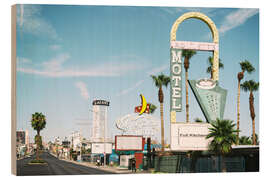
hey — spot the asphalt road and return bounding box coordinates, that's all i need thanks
[17,152,115,176]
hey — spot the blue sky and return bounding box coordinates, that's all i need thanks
[16,5,259,143]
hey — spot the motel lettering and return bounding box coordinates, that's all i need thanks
[170,48,182,111]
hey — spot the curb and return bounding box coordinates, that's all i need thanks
[27,162,48,166]
[60,158,131,173]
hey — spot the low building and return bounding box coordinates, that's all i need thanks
[231,145,259,172]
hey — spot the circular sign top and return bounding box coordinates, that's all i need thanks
[196,78,216,90]
[92,100,110,106]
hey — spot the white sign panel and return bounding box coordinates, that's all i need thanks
[171,41,218,51]
[120,155,134,167]
[91,143,112,154]
[171,123,212,151]
[115,136,143,151]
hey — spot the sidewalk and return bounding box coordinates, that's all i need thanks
[49,152,151,174]
[64,159,136,174]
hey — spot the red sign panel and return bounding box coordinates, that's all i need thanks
[134,152,144,169]
[134,104,150,114]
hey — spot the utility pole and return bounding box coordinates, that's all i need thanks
[103,106,107,166]
[79,130,82,162]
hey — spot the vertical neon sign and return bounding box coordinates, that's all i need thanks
[170,48,182,112]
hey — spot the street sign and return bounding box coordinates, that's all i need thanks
[188,79,227,122]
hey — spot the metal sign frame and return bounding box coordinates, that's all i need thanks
[169,12,220,150]
[170,12,219,124]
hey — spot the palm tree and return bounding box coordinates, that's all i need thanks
[31,112,46,160]
[206,56,224,79]
[236,61,255,144]
[206,119,238,172]
[182,50,197,123]
[150,73,170,151]
[239,136,252,145]
[148,103,157,114]
[241,80,259,145]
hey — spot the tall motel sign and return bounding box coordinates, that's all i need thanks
[169,12,227,151]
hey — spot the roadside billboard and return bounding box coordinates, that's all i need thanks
[115,135,144,151]
[91,142,112,154]
[171,123,212,151]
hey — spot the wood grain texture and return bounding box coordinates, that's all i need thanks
[11,4,17,175]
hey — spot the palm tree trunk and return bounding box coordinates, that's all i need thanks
[249,92,256,145]
[236,80,241,144]
[221,155,226,172]
[252,117,256,145]
[160,102,165,151]
[36,131,40,160]
[185,70,189,123]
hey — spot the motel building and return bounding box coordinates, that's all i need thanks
[112,128,259,173]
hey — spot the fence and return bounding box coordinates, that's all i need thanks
[154,154,245,173]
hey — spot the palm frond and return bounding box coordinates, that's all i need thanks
[150,73,170,88]
[182,49,197,59]
[31,112,46,132]
[240,60,255,73]
[241,80,259,92]
[206,56,224,74]
[206,119,237,155]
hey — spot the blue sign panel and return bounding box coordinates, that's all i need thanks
[188,79,227,122]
